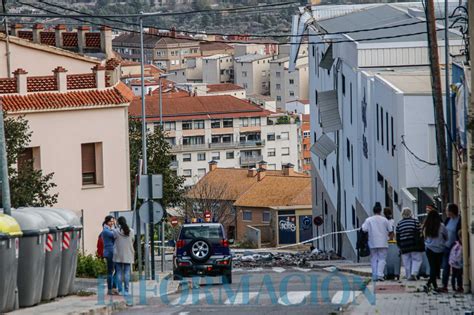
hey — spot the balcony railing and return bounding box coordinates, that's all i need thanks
[169,160,178,169]
[240,155,264,165]
[171,140,265,152]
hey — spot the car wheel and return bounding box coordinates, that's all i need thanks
[189,238,212,263]
[173,273,183,281]
[223,272,232,284]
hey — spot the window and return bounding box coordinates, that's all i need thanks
[262,211,270,223]
[276,84,281,90]
[377,171,384,185]
[182,120,192,130]
[386,112,389,152]
[211,119,221,128]
[276,72,281,78]
[352,206,356,226]
[81,142,103,186]
[391,116,394,156]
[194,120,205,129]
[240,117,249,127]
[18,147,40,171]
[341,74,346,96]
[350,83,353,124]
[197,168,206,177]
[165,137,176,145]
[303,131,310,138]
[267,133,276,141]
[243,83,248,89]
[226,151,234,159]
[212,135,220,143]
[197,153,206,161]
[276,96,282,101]
[346,138,350,161]
[250,117,260,126]
[268,164,276,170]
[212,152,220,161]
[164,122,176,131]
[282,147,290,156]
[243,211,252,221]
[332,167,335,184]
[376,104,379,142]
[183,153,192,162]
[183,136,204,146]
[351,145,354,187]
[242,71,247,77]
[380,107,384,146]
[183,169,192,177]
[324,200,328,215]
[268,148,276,157]
[289,79,294,85]
[281,132,289,140]
[289,91,295,97]
[223,119,233,128]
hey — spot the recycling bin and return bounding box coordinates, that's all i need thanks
[18,208,68,301]
[42,208,83,296]
[0,213,22,313]
[10,210,49,307]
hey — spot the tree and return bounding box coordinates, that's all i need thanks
[4,115,58,207]
[129,118,184,209]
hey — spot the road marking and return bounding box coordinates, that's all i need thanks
[272,267,286,273]
[331,290,361,304]
[232,268,243,272]
[224,292,259,305]
[278,291,311,306]
[292,267,311,272]
[246,268,264,272]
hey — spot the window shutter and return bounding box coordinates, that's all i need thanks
[81,143,96,173]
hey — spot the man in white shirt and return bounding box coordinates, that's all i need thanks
[362,202,394,281]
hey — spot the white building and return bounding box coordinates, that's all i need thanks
[286,99,310,115]
[129,94,300,186]
[130,78,160,96]
[291,3,463,259]
[202,54,234,84]
[270,56,309,109]
[234,54,274,96]
[167,56,203,83]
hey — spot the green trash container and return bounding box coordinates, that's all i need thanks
[18,208,68,301]
[42,208,83,296]
[11,210,49,307]
[0,213,22,313]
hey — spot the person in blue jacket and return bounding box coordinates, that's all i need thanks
[101,215,117,295]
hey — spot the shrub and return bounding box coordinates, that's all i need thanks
[76,253,107,278]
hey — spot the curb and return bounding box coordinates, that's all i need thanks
[337,267,372,278]
[68,300,127,315]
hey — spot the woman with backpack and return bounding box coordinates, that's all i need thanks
[396,208,424,280]
[113,216,135,298]
[423,210,447,292]
[101,215,117,295]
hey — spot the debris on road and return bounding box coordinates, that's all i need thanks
[233,249,342,268]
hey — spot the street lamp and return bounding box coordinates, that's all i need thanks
[158,73,172,128]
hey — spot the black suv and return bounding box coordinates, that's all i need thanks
[173,223,233,283]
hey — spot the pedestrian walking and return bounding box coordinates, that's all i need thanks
[362,202,393,281]
[113,216,135,299]
[384,207,395,233]
[101,216,117,295]
[396,208,424,280]
[439,203,461,293]
[449,230,463,293]
[423,210,447,292]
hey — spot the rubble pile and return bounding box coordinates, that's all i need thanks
[232,250,342,268]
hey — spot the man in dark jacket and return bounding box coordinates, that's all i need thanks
[396,207,424,280]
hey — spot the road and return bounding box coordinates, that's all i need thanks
[116,267,369,315]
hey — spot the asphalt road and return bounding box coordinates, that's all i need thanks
[116,267,368,315]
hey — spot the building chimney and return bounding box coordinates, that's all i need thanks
[282,163,295,176]
[247,167,257,178]
[92,64,106,90]
[77,25,90,54]
[53,66,68,93]
[100,26,113,59]
[55,24,66,47]
[257,167,266,181]
[209,160,218,172]
[10,24,22,37]
[32,23,44,43]
[13,68,28,95]
[170,26,176,38]
[105,58,121,86]
[258,160,267,170]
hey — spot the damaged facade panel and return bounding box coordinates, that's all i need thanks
[311,134,336,160]
[318,90,341,133]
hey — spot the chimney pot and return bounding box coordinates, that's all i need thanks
[92,64,106,90]
[13,68,28,95]
[209,160,218,172]
[100,26,113,59]
[282,163,295,176]
[257,167,266,181]
[247,167,257,178]
[53,67,68,92]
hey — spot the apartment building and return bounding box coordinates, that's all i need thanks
[128,94,300,186]
[202,54,234,84]
[270,56,309,109]
[0,64,133,253]
[234,54,274,96]
[154,37,201,71]
[291,3,463,259]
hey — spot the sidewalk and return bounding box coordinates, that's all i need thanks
[9,272,180,315]
[338,265,474,315]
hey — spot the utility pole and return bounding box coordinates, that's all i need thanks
[2,0,11,78]
[468,0,474,294]
[0,100,11,215]
[425,0,449,209]
[444,0,453,203]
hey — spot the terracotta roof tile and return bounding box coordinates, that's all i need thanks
[40,31,55,46]
[27,76,57,92]
[0,81,133,113]
[67,73,96,90]
[207,83,244,93]
[85,33,101,48]
[62,32,78,47]
[0,78,17,93]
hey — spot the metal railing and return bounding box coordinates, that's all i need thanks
[240,155,264,165]
[171,140,265,152]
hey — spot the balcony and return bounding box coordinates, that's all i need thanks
[169,160,178,169]
[172,140,266,152]
[240,155,264,166]
[170,143,208,153]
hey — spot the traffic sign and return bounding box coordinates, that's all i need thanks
[171,217,178,227]
[139,200,164,223]
[313,216,324,226]
[138,175,163,200]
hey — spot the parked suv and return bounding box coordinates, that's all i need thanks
[173,223,233,283]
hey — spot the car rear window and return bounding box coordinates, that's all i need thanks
[180,226,223,239]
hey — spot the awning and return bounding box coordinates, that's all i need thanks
[310,134,337,160]
[320,44,334,70]
[318,90,342,133]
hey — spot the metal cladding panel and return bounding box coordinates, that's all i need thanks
[311,134,337,160]
[318,90,341,133]
[320,44,334,70]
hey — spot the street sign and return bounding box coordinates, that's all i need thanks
[313,216,324,226]
[171,217,178,227]
[139,200,164,223]
[138,175,163,200]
